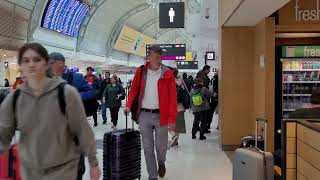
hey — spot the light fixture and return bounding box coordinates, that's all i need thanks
[4,54,7,57]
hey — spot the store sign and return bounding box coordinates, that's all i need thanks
[282,46,320,57]
[295,0,320,21]
[159,2,185,28]
[177,61,198,69]
[146,44,186,60]
[114,26,156,57]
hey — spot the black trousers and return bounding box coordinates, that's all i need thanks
[192,111,207,136]
[93,113,98,125]
[110,107,120,126]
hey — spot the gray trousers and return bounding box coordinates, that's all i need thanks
[139,111,168,180]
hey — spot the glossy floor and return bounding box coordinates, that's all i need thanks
[83,109,233,180]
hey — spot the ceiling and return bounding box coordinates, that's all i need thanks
[224,0,290,26]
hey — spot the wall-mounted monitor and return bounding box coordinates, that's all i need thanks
[146,44,186,60]
[41,0,90,37]
[177,61,198,69]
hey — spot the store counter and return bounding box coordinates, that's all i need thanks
[282,119,320,180]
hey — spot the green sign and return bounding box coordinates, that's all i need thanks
[282,46,320,58]
[96,67,102,74]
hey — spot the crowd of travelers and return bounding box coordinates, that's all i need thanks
[0,43,219,180]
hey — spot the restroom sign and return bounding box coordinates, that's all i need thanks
[159,2,185,28]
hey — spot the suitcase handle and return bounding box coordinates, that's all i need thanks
[255,118,267,151]
[125,114,134,130]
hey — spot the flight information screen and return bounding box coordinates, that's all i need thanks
[146,44,186,60]
[41,0,90,37]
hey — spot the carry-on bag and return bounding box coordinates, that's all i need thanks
[103,115,141,180]
[0,145,21,180]
[233,118,274,180]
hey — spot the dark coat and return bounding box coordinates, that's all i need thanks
[196,70,210,89]
[103,84,125,108]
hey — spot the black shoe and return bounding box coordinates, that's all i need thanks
[103,121,107,124]
[94,123,98,127]
[192,134,196,139]
[205,130,211,134]
[158,164,166,178]
[200,136,207,140]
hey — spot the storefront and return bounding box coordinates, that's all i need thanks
[0,50,19,87]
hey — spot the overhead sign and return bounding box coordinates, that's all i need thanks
[177,61,198,69]
[206,51,215,60]
[186,52,193,61]
[159,2,185,28]
[282,46,320,57]
[114,26,156,57]
[146,44,186,60]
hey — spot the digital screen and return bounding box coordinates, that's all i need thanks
[146,44,186,60]
[177,61,198,69]
[206,51,215,60]
[159,2,185,28]
[41,0,90,37]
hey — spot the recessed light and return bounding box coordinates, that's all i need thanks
[4,54,7,57]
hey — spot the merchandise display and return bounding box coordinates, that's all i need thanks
[282,59,320,117]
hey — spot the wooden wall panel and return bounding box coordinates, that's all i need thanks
[287,138,297,154]
[220,27,254,146]
[297,156,320,180]
[297,124,320,152]
[287,122,297,138]
[287,169,297,180]
[297,139,320,172]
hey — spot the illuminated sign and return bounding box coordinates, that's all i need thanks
[146,44,186,60]
[206,51,215,60]
[177,61,198,69]
[159,2,185,28]
[114,26,156,57]
[41,0,90,37]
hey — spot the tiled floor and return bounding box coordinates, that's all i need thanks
[83,109,233,180]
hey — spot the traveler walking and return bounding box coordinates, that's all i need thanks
[100,72,111,124]
[171,69,187,147]
[103,74,125,130]
[48,52,97,180]
[4,79,10,87]
[12,77,24,90]
[84,67,100,126]
[183,73,193,92]
[124,45,177,180]
[0,43,101,180]
[196,65,211,89]
[191,78,213,140]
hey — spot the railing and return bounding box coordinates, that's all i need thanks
[282,119,320,180]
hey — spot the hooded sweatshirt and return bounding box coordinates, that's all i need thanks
[0,77,98,170]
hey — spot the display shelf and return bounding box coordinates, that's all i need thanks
[283,94,312,96]
[283,69,320,72]
[283,109,296,112]
[283,81,320,83]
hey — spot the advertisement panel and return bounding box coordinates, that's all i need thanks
[114,26,156,57]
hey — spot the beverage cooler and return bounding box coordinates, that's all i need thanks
[280,46,320,118]
[274,45,320,152]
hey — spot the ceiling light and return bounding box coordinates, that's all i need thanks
[4,54,7,57]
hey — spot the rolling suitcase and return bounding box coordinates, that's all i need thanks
[103,115,141,180]
[233,118,274,180]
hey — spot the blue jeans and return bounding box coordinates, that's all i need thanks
[101,103,108,121]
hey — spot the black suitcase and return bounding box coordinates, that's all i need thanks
[103,115,141,180]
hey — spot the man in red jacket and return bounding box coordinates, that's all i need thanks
[124,45,177,180]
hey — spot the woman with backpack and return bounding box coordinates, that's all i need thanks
[191,78,213,140]
[0,43,101,180]
[170,69,188,147]
[103,74,125,130]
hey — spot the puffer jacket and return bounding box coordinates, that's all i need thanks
[0,77,98,179]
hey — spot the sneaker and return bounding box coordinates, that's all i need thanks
[170,135,179,147]
[205,130,211,134]
[192,134,196,139]
[103,121,107,125]
[158,164,166,178]
[199,136,207,140]
[94,123,98,127]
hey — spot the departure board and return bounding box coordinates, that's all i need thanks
[41,0,90,37]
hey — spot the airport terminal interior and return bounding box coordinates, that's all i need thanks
[0,0,320,180]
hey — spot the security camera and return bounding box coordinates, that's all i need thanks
[205,8,210,19]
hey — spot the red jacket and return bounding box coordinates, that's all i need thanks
[126,62,177,126]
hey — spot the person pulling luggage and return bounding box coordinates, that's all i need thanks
[0,43,101,180]
[124,45,177,180]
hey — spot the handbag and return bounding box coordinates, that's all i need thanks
[131,65,144,123]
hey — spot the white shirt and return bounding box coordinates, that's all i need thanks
[141,68,162,109]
